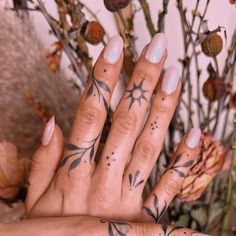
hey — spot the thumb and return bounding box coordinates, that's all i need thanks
[25,116,64,213]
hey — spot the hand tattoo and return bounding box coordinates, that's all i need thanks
[59,133,101,176]
[100,219,132,236]
[143,194,167,223]
[165,153,194,178]
[129,170,144,190]
[161,225,184,236]
[86,74,111,112]
[126,79,148,110]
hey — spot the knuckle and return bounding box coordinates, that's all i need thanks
[76,105,101,127]
[113,111,137,135]
[136,141,155,164]
[164,178,179,197]
[134,223,155,236]
[153,98,174,114]
[136,69,155,85]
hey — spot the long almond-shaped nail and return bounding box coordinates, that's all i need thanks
[192,233,210,236]
[186,128,201,148]
[42,116,55,146]
[145,33,167,63]
[103,35,123,63]
[161,66,179,94]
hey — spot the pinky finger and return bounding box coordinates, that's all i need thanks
[142,128,201,223]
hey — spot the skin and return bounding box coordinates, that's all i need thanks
[0,35,204,236]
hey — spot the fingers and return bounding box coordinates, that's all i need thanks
[122,67,181,200]
[1,216,208,236]
[142,128,201,223]
[94,33,168,192]
[57,36,124,180]
[25,117,63,213]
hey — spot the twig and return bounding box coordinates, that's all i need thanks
[138,0,156,37]
[37,0,87,87]
[157,0,170,33]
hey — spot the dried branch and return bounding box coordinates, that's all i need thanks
[157,0,170,33]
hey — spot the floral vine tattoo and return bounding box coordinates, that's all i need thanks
[100,219,132,236]
[59,133,101,176]
[129,170,144,189]
[161,224,184,236]
[86,74,111,112]
[126,79,148,110]
[143,194,167,223]
[165,152,194,178]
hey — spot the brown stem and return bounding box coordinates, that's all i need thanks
[157,0,170,33]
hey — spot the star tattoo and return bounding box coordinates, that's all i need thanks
[126,79,148,110]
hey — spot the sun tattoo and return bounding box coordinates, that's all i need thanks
[126,79,148,110]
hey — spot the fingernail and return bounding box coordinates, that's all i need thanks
[186,128,201,148]
[145,33,167,63]
[161,66,179,94]
[42,116,55,146]
[192,233,210,236]
[103,35,123,63]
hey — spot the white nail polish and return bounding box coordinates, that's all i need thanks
[103,35,123,63]
[186,128,201,148]
[42,116,55,146]
[161,66,179,94]
[145,33,167,63]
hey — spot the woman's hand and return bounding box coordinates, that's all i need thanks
[26,34,201,224]
[0,216,204,236]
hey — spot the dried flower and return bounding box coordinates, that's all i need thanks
[202,76,226,102]
[229,0,236,4]
[45,42,63,73]
[104,0,130,12]
[230,92,236,109]
[177,133,229,202]
[81,21,105,45]
[201,33,223,57]
[0,141,30,200]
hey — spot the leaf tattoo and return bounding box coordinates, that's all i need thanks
[59,133,101,176]
[165,152,194,178]
[86,74,111,112]
[100,219,132,236]
[129,170,144,188]
[161,225,184,236]
[143,194,167,223]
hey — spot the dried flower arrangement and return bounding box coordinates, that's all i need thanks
[0,0,235,235]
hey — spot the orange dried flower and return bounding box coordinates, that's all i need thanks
[81,21,105,45]
[0,141,30,200]
[201,33,223,57]
[104,0,130,12]
[177,133,229,202]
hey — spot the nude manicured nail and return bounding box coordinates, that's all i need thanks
[42,116,55,146]
[145,33,167,63]
[161,66,179,94]
[186,128,201,148]
[103,35,123,63]
[192,233,210,236]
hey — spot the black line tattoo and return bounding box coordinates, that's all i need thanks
[86,74,111,112]
[143,194,167,223]
[59,133,101,176]
[126,79,148,110]
[129,170,144,189]
[161,225,184,236]
[165,152,194,178]
[100,219,132,236]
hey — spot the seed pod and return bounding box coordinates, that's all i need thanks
[203,76,226,102]
[201,33,223,57]
[230,92,236,109]
[81,21,105,45]
[104,0,130,12]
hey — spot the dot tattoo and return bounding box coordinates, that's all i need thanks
[100,219,132,236]
[143,194,167,223]
[151,116,158,134]
[106,151,116,169]
[164,152,194,178]
[128,170,144,190]
[59,133,101,176]
[86,74,111,112]
[126,78,148,110]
